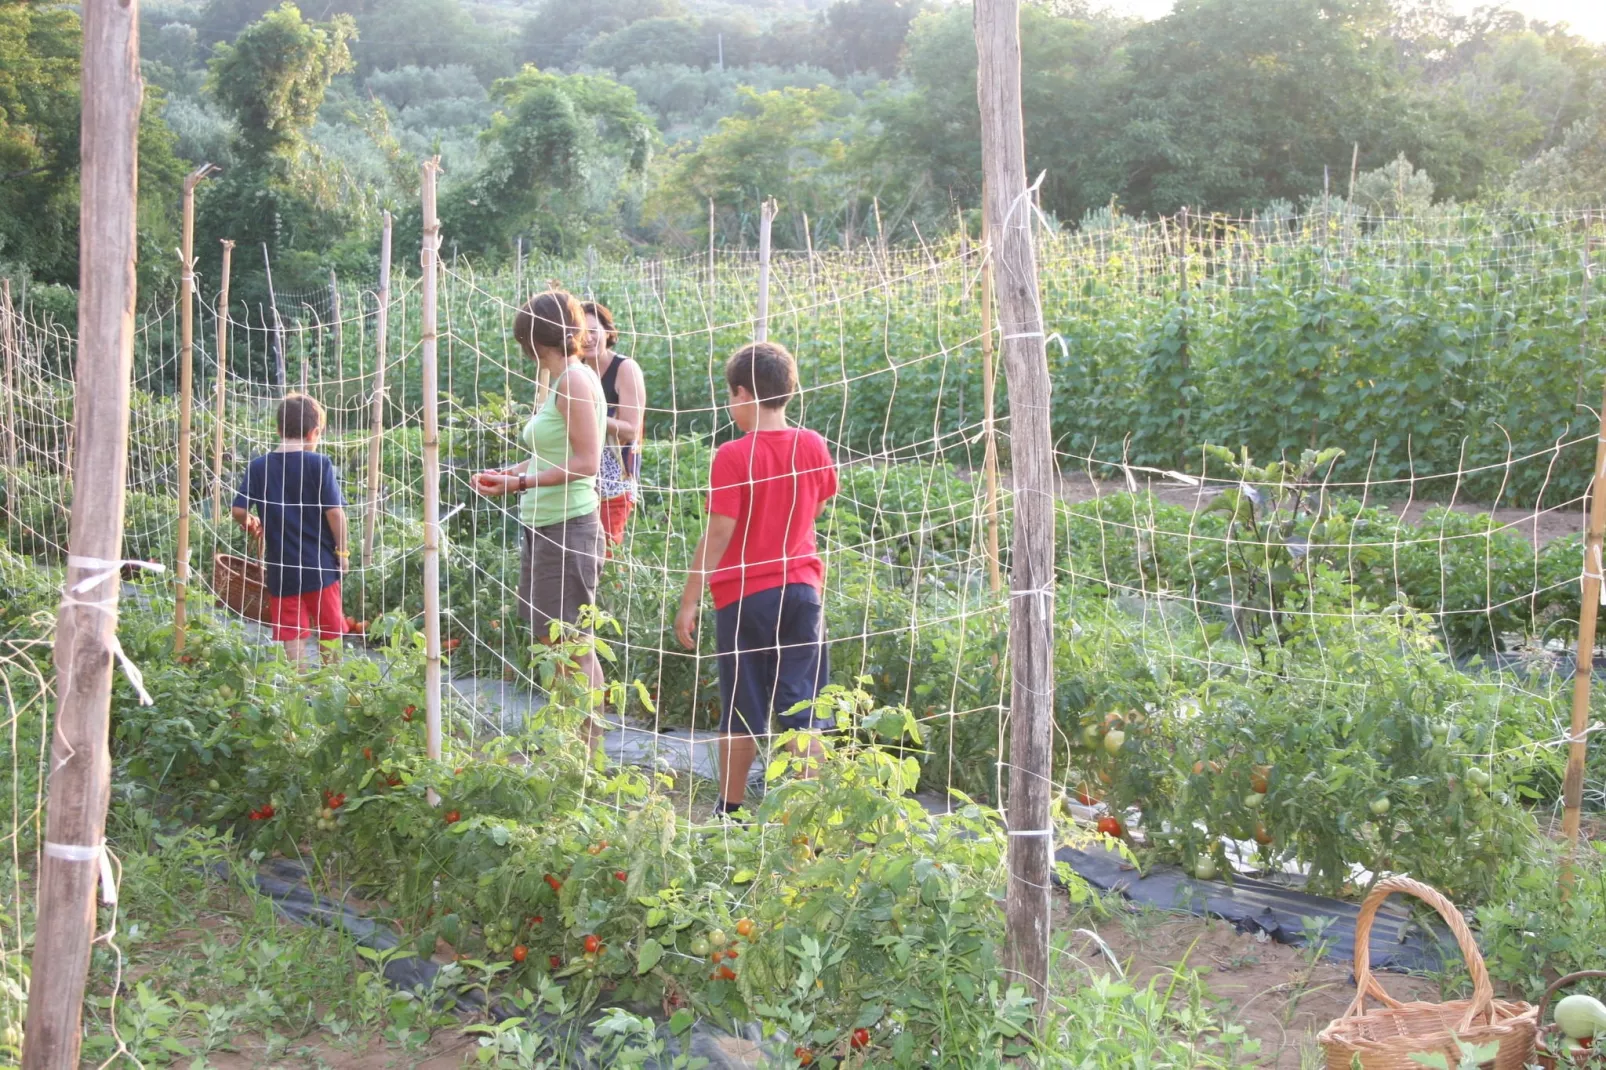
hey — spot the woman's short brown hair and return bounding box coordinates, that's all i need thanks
[725,341,797,409]
[277,392,325,439]
[514,290,588,358]
[581,300,618,350]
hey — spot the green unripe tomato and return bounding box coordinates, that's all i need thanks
[1243,792,1264,810]
[1194,857,1218,881]
[1369,796,1391,816]
[1103,730,1126,756]
[1466,767,1491,789]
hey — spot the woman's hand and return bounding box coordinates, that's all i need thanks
[472,470,522,497]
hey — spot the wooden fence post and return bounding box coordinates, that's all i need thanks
[22,0,143,1062]
[174,162,215,654]
[756,198,776,343]
[420,161,444,767]
[708,198,717,302]
[975,0,1056,1024]
[210,240,234,529]
[363,211,392,569]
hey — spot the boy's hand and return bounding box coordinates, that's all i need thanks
[674,602,700,650]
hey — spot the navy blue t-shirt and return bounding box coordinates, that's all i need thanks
[232,450,345,596]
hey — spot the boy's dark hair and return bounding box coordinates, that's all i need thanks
[725,342,797,410]
[277,393,325,439]
[515,290,589,358]
[581,300,618,350]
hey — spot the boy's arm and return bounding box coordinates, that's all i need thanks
[231,505,263,540]
[325,507,349,571]
[674,514,736,650]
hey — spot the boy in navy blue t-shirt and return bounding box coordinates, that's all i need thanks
[231,393,350,664]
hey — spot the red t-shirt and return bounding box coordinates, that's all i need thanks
[706,428,839,610]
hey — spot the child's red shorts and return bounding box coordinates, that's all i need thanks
[268,581,348,642]
[599,494,634,547]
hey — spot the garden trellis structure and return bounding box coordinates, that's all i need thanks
[6,15,1606,1057]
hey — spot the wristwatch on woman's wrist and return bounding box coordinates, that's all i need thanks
[517,473,528,492]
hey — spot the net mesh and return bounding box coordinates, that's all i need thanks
[0,205,1602,1046]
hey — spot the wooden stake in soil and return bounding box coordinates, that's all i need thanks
[756,198,776,343]
[1,278,18,520]
[1562,232,1603,880]
[174,162,216,655]
[420,161,445,766]
[22,0,143,1063]
[210,240,234,530]
[975,0,1056,1023]
[363,211,392,569]
[980,195,1002,596]
[708,198,717,300]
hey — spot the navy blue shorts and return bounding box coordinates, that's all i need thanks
[715,583,832,736]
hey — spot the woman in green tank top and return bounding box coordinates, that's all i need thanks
[471,290,607,749]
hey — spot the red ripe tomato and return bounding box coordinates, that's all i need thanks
[544,874,562,892]
[512,945,528,963]
[851,1028,871,1049]
[717,965,737,981]
[1096,816,1123,838]
[530,915,544,926]
[403,705,415,722]
[795,1048,814,1066]
[735,918,755,939]
[549,955,562,969]
[614,870,627,882]
[583,934,601,955]
[710,951,724,965]
[725,948,739,960]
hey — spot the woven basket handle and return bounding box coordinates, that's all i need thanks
[1536,970,1606,1027]
[1345,876,1493,1034]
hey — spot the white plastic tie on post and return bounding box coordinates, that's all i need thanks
[44,840,117,904]
[67,555,165,594]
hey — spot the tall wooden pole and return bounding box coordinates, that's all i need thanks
[363,212,392,569]
[980,195,1001,596]
[420,162,444,766]
[210,240,234,528]
[1562,227,1602,874]
[174,163,214,654]
[708,198,717,301]
[756,198,775,343]
[975,0,1055,1022]
[23,0,143,1063]
[1,278,18,521]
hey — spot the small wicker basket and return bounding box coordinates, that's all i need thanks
[212,553,269,624]
[1317,876,1538,1070]
[1535,971,1606,1069]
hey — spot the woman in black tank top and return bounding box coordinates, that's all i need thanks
[581,301,646,549]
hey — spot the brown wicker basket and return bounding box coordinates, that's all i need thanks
[1535,971,1606,1069]
[213,553,269,624]
[1318,876,1538,1070]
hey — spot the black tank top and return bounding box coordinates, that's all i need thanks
[598,353,638,477]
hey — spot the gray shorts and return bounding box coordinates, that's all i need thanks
[518,512,605,637]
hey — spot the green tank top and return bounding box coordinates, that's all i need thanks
[518,364,607,529]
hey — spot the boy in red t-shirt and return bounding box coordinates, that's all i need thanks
[675,341,838,818]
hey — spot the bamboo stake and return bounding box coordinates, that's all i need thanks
[210,240,234,529]
[980,195,1001,596]
[976,0,1056,1023]
[1563,226,1602,880]
[22,0,142,1063]
[708,198,717,300]
[174,162,215,655]
[420,161,444,767]
[1,278,18,521]
[756,198,775,343]
[364,212,392,569]
[329,267,342,381]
